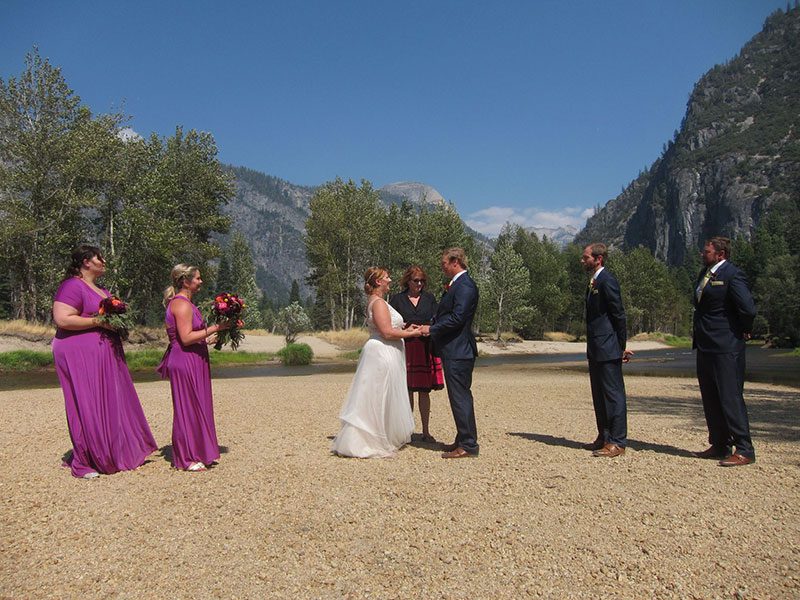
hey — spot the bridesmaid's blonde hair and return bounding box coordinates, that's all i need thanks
[363,267,388,295]
[163,263,199,306]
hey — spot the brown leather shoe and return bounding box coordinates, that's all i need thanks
[441,447,476,459]
[719,453,754,467]
[440,442,459,452]
[693,446,731,460]
[582,438,605,451]
[592,443,625,458]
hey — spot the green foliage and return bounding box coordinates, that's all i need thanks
[0,350,53,371]
[123,349,165,371]
[305,178,383,330]
[275,301,312,344]
[304,180,475,330]
[277,342,313,366]
[216,231,263,328]
[0,50,234,326]
[661,335,693,348]
[610,246,689,336]
[289,280,301,304]
[208,351,274,366]
[481,232,532,340]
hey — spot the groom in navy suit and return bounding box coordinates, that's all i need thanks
[421,248,480,458]
[692,236,757,467]
[581,243,633,458]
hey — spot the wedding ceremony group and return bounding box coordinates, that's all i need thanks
[54,234,757,480]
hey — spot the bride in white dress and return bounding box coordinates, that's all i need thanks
[332,267,424,458]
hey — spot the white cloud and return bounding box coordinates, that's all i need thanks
[117,127,143,142]
[466,205,592,237]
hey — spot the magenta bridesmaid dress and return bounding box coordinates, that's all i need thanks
[156,296,220,469]
[52,277,157,478]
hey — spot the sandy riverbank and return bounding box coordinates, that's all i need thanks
[1,365,798,598]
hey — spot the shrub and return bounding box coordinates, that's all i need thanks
[277,343,313,366]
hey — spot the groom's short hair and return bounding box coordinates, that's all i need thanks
[442,247,468,269]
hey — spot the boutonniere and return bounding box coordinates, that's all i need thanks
[588,280,598,295]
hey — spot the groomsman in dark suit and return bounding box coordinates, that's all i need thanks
[692,236,757,467]
[580,243,633,458]
[420,247,480,458]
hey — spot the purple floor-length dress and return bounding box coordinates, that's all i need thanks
[52,277,157,478]
[156,296,220,469]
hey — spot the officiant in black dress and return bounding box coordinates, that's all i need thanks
[390,266,444,442]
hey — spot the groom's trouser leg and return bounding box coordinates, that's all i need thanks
[443,358,478,454]
[588,360,608,440]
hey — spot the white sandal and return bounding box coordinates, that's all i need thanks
[82,471,100,479]
[186,462,207,472]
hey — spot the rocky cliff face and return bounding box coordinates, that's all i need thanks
[222,166,316,304]
[223,171,465,303]
[576,7,800,265]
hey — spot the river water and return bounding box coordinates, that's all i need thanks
[2,347,797,391]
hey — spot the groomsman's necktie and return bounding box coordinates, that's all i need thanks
[696,269,712,301]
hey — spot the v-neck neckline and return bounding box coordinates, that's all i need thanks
[75,276,109,300]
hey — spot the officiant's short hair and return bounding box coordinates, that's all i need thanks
[442,247,468,269]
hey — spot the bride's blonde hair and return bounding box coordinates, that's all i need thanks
[363,267,388,295]
[163,263,199,306]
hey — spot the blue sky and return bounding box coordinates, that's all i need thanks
[0,1,789,236]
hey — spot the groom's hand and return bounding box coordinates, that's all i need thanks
[419,325,431,336]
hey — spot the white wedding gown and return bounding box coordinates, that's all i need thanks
[331,298,415,458]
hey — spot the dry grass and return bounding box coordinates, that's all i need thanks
[543,331,577,342]
[316,327,370,351]
[0,319,55,340]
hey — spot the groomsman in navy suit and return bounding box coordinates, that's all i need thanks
[580,243,633,458]
[421,247,480,458]
[692,236,757,467]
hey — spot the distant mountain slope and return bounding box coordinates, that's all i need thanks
[222,166,315,304]
[222,172,483,303]
[576,7,800,265]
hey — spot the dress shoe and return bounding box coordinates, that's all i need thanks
[719,453,754,467]
[440,442,459,452]
[581,438,605,451]
[441,447,476,459]
[592,443,625,458]
[693,446,731,460]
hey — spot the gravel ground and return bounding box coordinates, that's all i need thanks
[1,364,798,599]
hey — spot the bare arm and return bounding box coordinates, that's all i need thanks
[371,299,422,341]
[172,300,229,347]
[52,301,110,331]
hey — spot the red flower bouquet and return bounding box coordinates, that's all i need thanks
[207,292,246,350]
[96,295,133,341]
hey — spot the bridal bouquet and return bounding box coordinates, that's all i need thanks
[207,292,246,350]
[96,295,133,341]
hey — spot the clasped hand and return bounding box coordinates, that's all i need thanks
[404,324,429,337]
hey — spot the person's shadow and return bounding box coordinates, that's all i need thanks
[507,432,694,458]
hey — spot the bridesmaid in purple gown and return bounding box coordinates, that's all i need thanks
[156,264,229,472]
[52,245,158,479]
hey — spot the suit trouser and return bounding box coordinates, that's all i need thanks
[588,358,627,447]
[696,350,755,459]
[442,358,478,454]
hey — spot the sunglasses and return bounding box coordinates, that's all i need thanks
[411,279,426,284]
